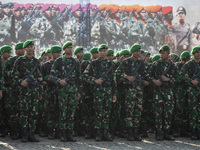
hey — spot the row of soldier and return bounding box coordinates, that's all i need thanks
[0,40,200,142]
[1,2,199,56]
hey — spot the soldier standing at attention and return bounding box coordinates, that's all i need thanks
[50,41,82,142]
[173,6,192,56]
[147,45,178,141]
[83,44,117,141]
[12,40,42,142]
[180,46,200,140]
[90,47,99,60]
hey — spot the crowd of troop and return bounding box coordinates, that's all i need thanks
[1,2,200,56]
[0,38,200,143]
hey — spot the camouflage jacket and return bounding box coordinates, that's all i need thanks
[83,57,117,96]
[179,59,200,86]
[41,59,54,86]
[12,55,43,92]
[115,57,146,87]
[81,59,92,74]
[49,56,82,93]
[0,59,4,90]
[147,59,179,87]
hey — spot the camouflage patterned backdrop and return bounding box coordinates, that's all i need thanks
[0,1,199,57]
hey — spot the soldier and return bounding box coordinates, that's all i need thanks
[179,46,200,140]
[0,45,12,137]
[106,49,114,61]
[42,45,61,139]
[83,44,117,141]
[147,45,178,141]
[173,6,192,55]
[49,41,82,142]
[90,47,99,60]
[74,46,84,60]
[12,40,42,142]
[3,43,25,140]
[191,21,200,48]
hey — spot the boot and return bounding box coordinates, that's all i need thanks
[29,130,40,142]
[95,129,102,142]
[118,129,127,138]
[180,129,191,137]
[133,128,142,141]
[140,129,149,138]
[39,128,47,137]
[191,128,198,140]
[156,128,163,141]
[173,129,180,138]
[48,128,55,139]
[102,129,113,141]
[21,128,28,142]
[197,129,200,139]
[164,129,175,141]
[11,129,18,140]
[0,125,6,137]
[127,128,134,141]
[60,130,67,142]
[85,127,91,139]
[67,130,77,142]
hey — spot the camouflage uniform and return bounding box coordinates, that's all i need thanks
[83,57,117,130]
[0,15,11,45]
[12,56,43,131]
[179,59,200,130]
[147,59,179,130]
[50,56,82,132]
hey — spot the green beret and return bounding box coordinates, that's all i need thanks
[15,42,24,50]
[0,45,12,53]
[2,3,9,8]
[41,50,46,57]
[51,45,62,53]
[141,49,145,54]
[130,44,141,53]
[82,53,91,60]
[191,46,200,54]
[23,40,34,48]
[38,56,41,60]
[152,54,161,62]
[74,46,83,54]
[144,51,151,55]
[115,52,120,57]
[149,56,153,63]
[170,53,179,62]
[159,45,170,53]
[90,47,98,54]
[98,44,108,51]
[63,41,72,50]
[180,51,191,60]
[120,49,130,56]
[106,49,114,56]
[46,48,51,53]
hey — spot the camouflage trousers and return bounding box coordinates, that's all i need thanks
[154,88,174,130]
[58,88,77,131]
[19,86,39,130]
[188,87,200,129]
[45,86,59,129]
[93,86,112,130]
[172,87,189,130]
[124,86,143,128]
[74,98,84,133]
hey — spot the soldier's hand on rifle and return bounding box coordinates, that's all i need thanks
[161,75,170,82]
[143,80,149,86]
[191,79,199,86]
[112,96,117,103]
[0,90,2,100]
[77,93,81,101]
[153,79,162,87]
[95,78,103,85]
[59,79,67,86]
[126,76,135,82]
[21,79,28,87]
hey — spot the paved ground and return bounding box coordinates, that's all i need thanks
[1,134,200,150]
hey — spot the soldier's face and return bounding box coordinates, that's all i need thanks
[27,7,33,15]
[34,7,40,13]
[132,49,141,59]
[193,51,200,60]
[140,53,146,60]
[92,53,99,59]
[14,10,21,18]
[56,9,59,16]
[21,8,26,16]
[115,11,121,19]
[3,6,10,15]
[74,8,82,18]
[10,6,14,14]
[160,51,169,60]
[3,52,11,59]
[166,12,173,21]
[45,9,52,18]
[156,10,163,19]
[145,55,150,62]
[52,52,61,59]
[51,7,56,16]
[99,49,107,58]
[100,10,107,18]
[170,55,175,62]
[139,9,147,20]
[149,12,156,20]
[107,54,114,61]
[178,12,185,20]
[90,9,96,17]
[25,45,35,56]
[16,49,25,57]
[76,50,83,59]
[64,46,73,55]
[134,11,139,19]
[123,55,130,59]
